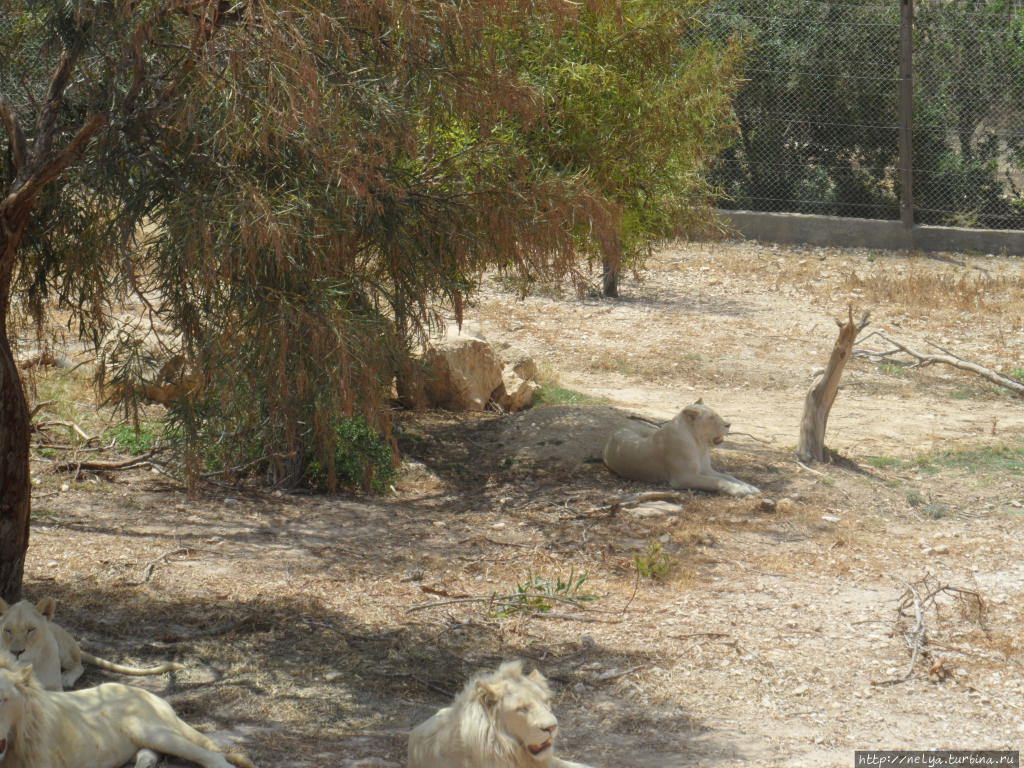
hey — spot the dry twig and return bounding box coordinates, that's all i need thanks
[871,574,985,686]
[131,547,191,585]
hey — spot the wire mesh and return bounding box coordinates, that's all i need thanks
[706,0,1024,231]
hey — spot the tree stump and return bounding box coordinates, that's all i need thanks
[797,308,870,463]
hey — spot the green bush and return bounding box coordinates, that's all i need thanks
[306,417,396,493]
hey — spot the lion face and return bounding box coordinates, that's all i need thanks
[477,663,559,761]
[0,663,32,760]
[0,599,57,670]
[681,399,730,446]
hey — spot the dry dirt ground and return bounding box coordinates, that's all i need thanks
[22,240,1024,767]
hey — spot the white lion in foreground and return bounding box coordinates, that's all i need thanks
[0,651,254,768]
[408,660,595,768]
[603,399,760,497]
[0,598,183,691]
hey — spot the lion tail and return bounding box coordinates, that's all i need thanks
[226,752,256,768]
[80,652,184,675]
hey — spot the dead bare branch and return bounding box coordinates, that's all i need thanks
[131,547,191,585]
[871,575,986,686]
[855,331,1024,396]
[52,448,159,473]
[591,491,689,515]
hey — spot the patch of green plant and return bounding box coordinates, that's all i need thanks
[877,362,909,378]
[634,540,673,581]
[535,385,608,406]
[905,489,925,507]
[1009,367,1024,382]
[865,455,901,470]
[493,568,598,616]
[914,442,1024,475]
[306,416,397,493]
[922,502,950,519]
[948,387,981,400]
[104,423,162,454]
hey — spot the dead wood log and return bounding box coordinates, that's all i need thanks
[797,308,870,463]
[856,331,1024,397]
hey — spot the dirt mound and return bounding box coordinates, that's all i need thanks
[498,405,637,467]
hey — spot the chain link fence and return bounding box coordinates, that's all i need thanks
[706,0,1024,231]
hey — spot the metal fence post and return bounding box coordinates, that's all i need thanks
[899,0,915,243]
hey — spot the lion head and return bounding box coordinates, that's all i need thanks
[0,599,60,690]
[474,661,559,763]
[0,651,43,764]
[681,399,730,446]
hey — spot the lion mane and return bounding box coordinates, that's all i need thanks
[0,650,253,768]
[408,660,593,768]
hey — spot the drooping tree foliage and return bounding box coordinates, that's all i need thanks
[0,0,739,599]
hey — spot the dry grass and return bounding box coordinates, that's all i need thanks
[837,263,1024,314]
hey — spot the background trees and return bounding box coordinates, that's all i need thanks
[707,0,1024,228]
[0,0,739,599]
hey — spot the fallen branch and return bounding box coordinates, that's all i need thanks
[28,400,56,419]
[131,547,191,585]
[591,491,688,515]
[856,331,1024,397]
[52,448,158,473]
[34,419,94,442]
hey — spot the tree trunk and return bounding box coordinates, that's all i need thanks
[796,309,870,464]
[601,255,619,298]
[0,231,30,603]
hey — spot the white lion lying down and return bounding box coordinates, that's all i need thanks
[603,399,760,497]
[408,660,595,768]
[0,598,183,691]
[0,650,254,768]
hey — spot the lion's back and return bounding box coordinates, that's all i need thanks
[603,423,665,482]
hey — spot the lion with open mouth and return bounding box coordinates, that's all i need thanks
[408,660,595,768]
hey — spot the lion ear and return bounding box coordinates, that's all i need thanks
[37,597,56,621]
[527,668,546,685]
[475,680,499,708]
[682,405,701,421]
[694,397,704,405]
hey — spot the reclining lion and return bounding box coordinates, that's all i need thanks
[408,660,594,768]
[0,598,183,691]
[603,399,760,497]
[0,651,254,768]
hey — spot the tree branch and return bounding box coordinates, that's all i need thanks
[3,113,108,218]
[0,95,27,175]
[32,50,77,167]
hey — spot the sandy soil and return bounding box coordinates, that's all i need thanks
[23,239,1024,767]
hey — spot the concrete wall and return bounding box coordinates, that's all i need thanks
[717,210,1024,256]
